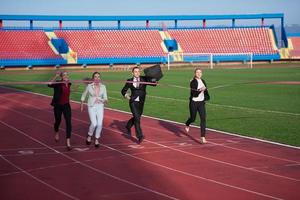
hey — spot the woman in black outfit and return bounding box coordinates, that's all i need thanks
[185,68,210,144]
[48,71,73,150]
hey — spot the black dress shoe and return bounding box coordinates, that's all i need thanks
[125,126,132,136]
[137,136,144,144]
[95,139,100,148]
[67,145,72,151]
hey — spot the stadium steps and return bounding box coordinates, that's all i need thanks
[173,43,184,61]
[288,37,300,58]
[159,31,184,61]
[268,29,278,51]
[267,29,289,59]
[288,38,294,49]
[45,31,77,64]
[279,38,292,59]
[279,48,290,58]
[168,52,183,62]
[45,32,59,55]
[65,50,78,64]
[159,31,169,53]
[171,41,184,62]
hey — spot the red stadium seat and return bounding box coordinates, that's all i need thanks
[168,28,277,55]
[54,30,165,58]
[0,30,60,59]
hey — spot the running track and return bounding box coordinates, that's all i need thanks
[0,87,299,200]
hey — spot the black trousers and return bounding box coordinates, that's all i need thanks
[53,103,72,139]
[127,101,144,139]
[185,100,206,137]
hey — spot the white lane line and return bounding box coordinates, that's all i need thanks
[1,96,300,180]
[2,86,300,148]
[0,120,180,200]
[0,148,176,177]
[0,108,288,200]
[0,154,79,200]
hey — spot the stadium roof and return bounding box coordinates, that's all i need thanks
[0,13,284,21]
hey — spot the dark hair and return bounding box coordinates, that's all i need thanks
[131,66,139,72]
[82,77,92,85]
[92,71,101,79]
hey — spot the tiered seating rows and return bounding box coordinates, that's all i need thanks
[290,37,300,58]
[0,28,278,60]
[168,28,277,54]
[54,30,165,58]
[0,30,60,59]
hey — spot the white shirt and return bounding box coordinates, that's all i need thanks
[81,83,108,106]
[133,77,140,102]
[192,79,205,102]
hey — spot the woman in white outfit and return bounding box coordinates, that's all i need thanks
[80,72,108,148]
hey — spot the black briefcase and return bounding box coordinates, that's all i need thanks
[143,64,163,81]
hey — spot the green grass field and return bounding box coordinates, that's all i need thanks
[1,64,300,146]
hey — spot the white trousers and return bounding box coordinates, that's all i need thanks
[87,104,104,139]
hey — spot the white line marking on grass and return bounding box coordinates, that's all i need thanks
[209,84,234,90]
[209,103,300,116]
[105,105,300,150]
[108,89,300,116]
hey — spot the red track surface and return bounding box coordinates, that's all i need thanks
[0,87,299,200]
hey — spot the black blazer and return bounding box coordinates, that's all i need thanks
[189,78,210,101]
[121,76,156,103]
[48,81,72,106]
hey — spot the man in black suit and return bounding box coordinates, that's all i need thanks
[121,66,157,144]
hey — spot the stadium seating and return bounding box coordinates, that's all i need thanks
[0,27,280,66]
[0,30,61,59]
[168,28,278,55]
[289,37,300,58]
[54,30,165,58]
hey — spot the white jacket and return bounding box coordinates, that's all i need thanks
[81,83,108,106]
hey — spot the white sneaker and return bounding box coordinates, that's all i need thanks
[54,133,59,142]
[185,126,190,133]
[200,137,207,144]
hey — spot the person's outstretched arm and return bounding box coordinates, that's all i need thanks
[48,71,60,87]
